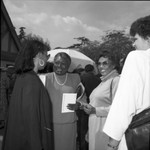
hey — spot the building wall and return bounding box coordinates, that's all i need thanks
[1,0,21,68]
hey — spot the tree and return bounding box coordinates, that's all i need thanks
[79,40,101,62]
[74,30,135,73]
[74,37,90,46]
[98,30,135,73]
[18,27,26,41]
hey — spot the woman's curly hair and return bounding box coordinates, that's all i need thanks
[15,34,50,74]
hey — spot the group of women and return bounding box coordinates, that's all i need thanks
[2,15,150,150]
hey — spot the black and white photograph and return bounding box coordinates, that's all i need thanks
[1,0,150,150]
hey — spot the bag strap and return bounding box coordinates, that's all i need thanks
[110,78,114,100]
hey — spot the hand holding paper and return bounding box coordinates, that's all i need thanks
[67,101,82,111]
[61,93,77,113]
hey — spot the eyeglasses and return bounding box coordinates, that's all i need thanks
[130,37,137,43]
[97,61,109,67]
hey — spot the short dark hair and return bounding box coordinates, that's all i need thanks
[85,64,94,72]
[54,52,71,65]
[97,50,116,65]
[130,15,150,39]
[97,50,119,72]
[15,34,50,74]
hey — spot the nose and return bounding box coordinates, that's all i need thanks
[57,63,61,67]
[132,42,136,49]
[98,63,104,68]
[98,65,104,71]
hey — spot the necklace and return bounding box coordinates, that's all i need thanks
[54,72,68,86]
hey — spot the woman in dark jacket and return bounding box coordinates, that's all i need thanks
[2,35,53,150]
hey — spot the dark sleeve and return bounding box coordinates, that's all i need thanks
[21,77,53,150]
[39,83,54,150]
[21,80,43,149]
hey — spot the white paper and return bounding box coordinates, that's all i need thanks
[39,74,46,86]
[61,93,77,113]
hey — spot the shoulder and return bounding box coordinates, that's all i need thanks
[46,72,53,79]
[17,72,41,88]
[112,75,120,83]
[108,71,120,86]
[68,73,81,84]
[24,72,37,81]
[127,50,149,63]
[124,50,149,72]
[112,75,120,81]
[112,76,120,88]
[68,73,80,79]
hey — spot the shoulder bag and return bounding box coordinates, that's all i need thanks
[125,107,150,150]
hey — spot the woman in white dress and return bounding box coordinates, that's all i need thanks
[83,50,120,150]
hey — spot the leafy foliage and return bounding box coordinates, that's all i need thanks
[18,27,26,41]
[74,30,135,73]
[98,30,135,73]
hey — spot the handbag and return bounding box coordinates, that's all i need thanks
[125,107,150,150]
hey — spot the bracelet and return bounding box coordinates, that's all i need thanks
[108,143,118,149]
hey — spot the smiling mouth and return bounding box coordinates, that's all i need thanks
[56,70,62,72]
[100,70,105,73]
[57,69,62,71]
[56,69,63,73]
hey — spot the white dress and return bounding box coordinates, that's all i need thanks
[103,49,150,150]
[88,70,120,150]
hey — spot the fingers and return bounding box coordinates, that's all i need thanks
[83,104,95,114]
[67,104,75,110]
[84,108,91,114]
[67,103,95,113]
[67,104,78,110]
[83,105,92,114]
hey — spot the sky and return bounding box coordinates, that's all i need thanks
[3,0,150,49]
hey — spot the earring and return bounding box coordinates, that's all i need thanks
[39,59,45,67]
